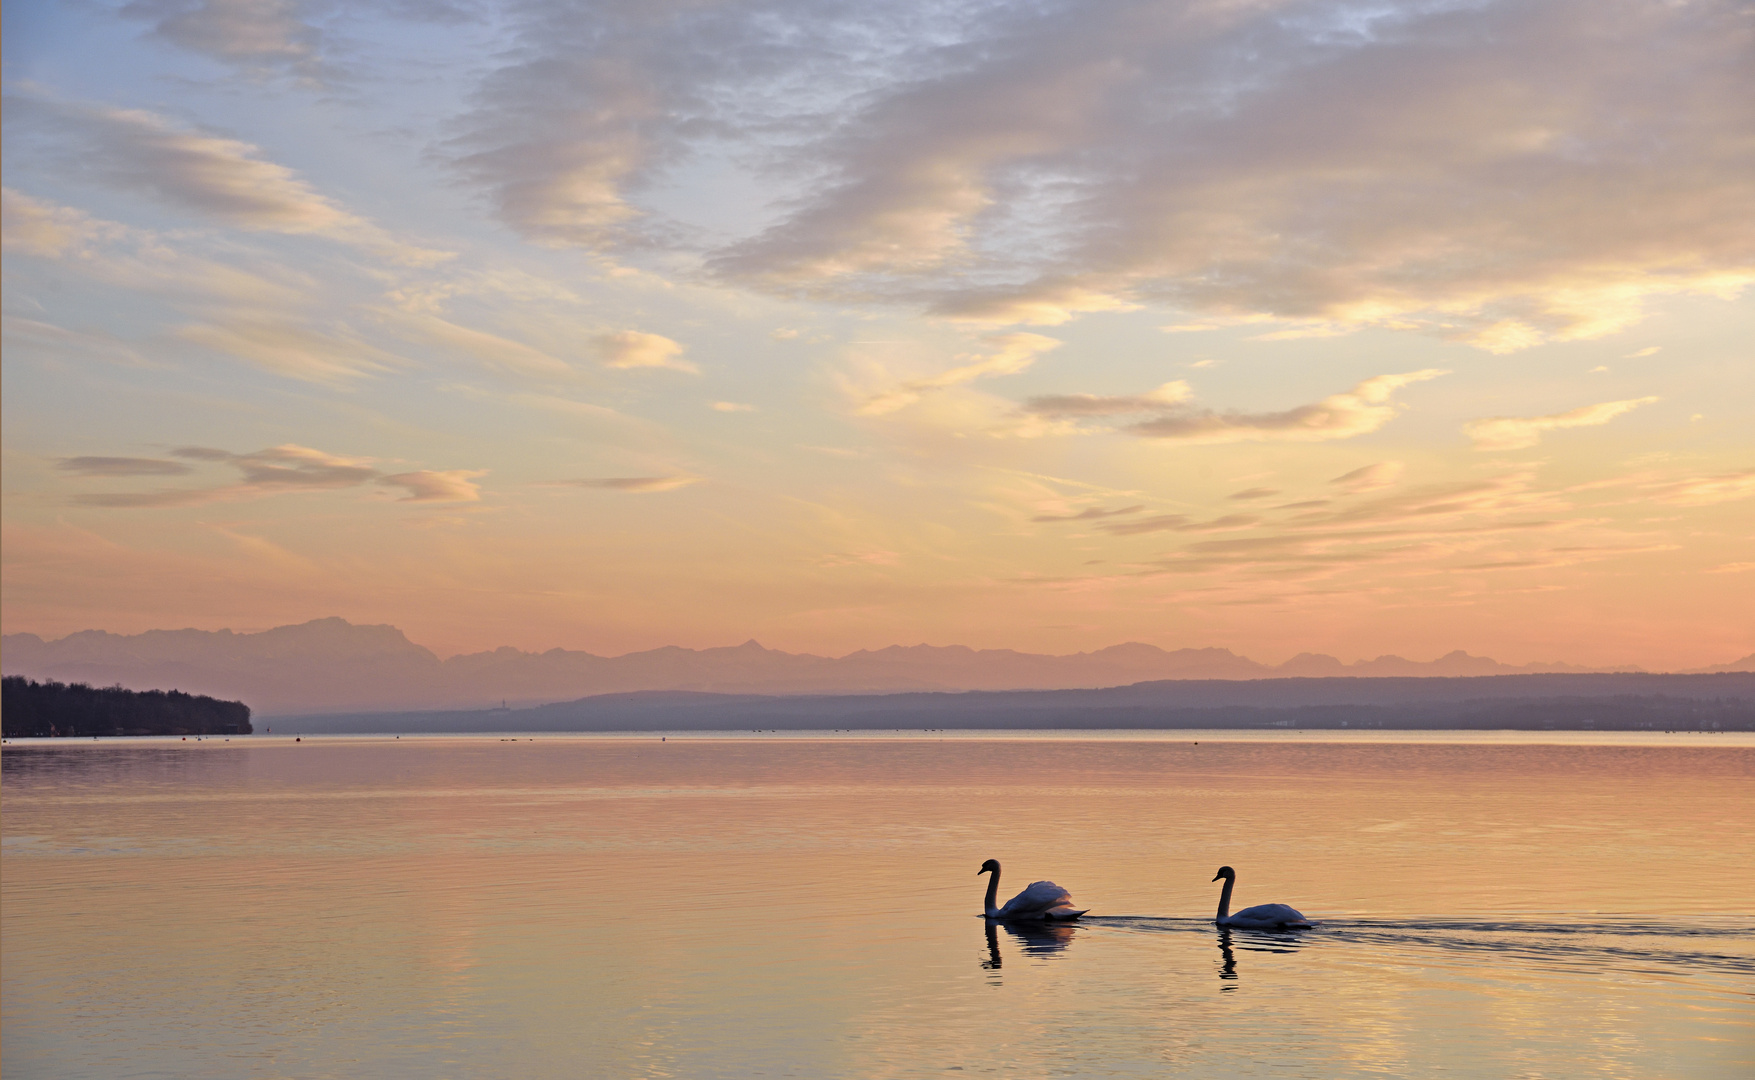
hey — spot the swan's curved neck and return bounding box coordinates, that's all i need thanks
[984,866,1001,915]
[1216,874,1235,921]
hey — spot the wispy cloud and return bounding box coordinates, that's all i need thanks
[1032,505,1144,523]
[2,188,128,257]
[1330,462,1404,494]
[177,319,409,384]
[859,333,1059,416]
[1086,511,1269,537]
[1643,469,1755,506]
[547,476,702,493]
[1092,514,1186,536]
[1124,370,1447,444]
[387,312,574,379]
[379,470,488,503]
[2,189,307,310]
[3,316,158,370]
[596,331,695,373]
[1463,397,1660,451]
[11,96,448,264]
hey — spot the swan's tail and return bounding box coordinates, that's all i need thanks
[1045,908,1089,921]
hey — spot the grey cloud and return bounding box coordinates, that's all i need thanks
[56,456,191,476]
[446,1,909,250]
[711,28,1130,287]
[453,1,1753,347]
[1032,504,1143,522]
[1014,371,1441,443]
[1126,370,1445,444]
[1020,381,1192,419]
[119,0,329,83]
[118,0,476,84]
[15,95,350,231]
[229,445,378,487]
[1228,487,1279,501]
[69,443,489,508]
[76,444,373,507]
[72,489,219,508]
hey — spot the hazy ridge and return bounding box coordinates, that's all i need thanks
[280,673,1755,734]
[3,617,1749,715]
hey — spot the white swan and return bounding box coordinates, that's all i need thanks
[979,859,1088,920]
[1212,865,1311,929]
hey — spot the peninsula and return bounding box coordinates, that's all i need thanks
[2,677,252,738]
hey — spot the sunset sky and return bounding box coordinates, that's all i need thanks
[3,0,1751,668]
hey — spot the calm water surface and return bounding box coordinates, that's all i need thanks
[4,732,1752,1078]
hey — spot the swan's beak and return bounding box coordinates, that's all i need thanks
[1211,872,1222,882]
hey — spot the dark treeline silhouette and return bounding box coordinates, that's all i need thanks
[2,677,251,738]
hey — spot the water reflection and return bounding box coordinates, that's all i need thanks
[982,919,1078,971]
[1,744,242,790]
[1214,927,1310,987]
[1215,929,1237,985]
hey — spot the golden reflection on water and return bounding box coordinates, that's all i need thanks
[3,734,1751,1078]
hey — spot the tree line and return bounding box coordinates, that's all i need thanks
[2,677,252,738]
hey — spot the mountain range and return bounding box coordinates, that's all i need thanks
[6,617,1749,715]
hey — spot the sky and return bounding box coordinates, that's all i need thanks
[2,0,1752,668]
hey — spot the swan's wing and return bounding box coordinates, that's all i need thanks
[999,880,1076,917]
[1233,903,1310,926]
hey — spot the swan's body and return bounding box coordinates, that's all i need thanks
[979,859,1087,920]
[1212,865,1311,929]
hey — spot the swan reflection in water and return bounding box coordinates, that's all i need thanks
[1214,927,1309,988]
[983,919,1078,970]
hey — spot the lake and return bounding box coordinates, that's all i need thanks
[3,732,1751,1078]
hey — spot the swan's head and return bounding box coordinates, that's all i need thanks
[978,859,1000,875]
[1212,865,1236,882]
